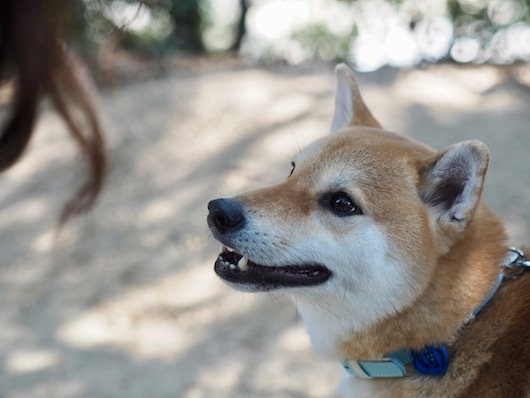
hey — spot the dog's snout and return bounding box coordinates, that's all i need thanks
[207,198,246,234]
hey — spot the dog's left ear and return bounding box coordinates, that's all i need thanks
[420,140,489,236]
[330,64,382,133]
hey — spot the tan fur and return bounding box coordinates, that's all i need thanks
[395,253,530,398]
[208,64,530,397]
[339,204,508,356]
[333,69,530,396]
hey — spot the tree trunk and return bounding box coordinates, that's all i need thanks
[230,0,249,52]
[168,0,205,53]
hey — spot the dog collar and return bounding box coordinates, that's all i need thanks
[343,346,449,379]
[343,247,529,379]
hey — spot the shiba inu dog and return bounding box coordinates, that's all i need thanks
[207,64,530,397]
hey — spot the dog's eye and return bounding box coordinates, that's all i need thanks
[288,162,295,177]
[323,192,362,216]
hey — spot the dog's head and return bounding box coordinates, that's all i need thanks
[207,64,490,353]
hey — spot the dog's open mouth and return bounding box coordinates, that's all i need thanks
[214,246,332,290]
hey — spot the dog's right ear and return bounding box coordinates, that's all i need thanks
[330,64,382,133]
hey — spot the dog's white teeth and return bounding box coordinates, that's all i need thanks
[229,263,236,270]
[222,245,235,253]
[237,256,249,271]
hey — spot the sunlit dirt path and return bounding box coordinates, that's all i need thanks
[1,63,528,397]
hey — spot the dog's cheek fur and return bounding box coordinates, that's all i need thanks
[288,221,423,358]
[235,181,428,358]
[361,171,438,291]
[337,204,508,362]
[239,203,433,359]
[311,129,440,280]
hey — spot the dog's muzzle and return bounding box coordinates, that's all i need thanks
[207,197,332,291]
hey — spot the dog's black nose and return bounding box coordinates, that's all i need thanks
[207,198,246,234]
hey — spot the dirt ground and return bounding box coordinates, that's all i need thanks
[0,62,529,398]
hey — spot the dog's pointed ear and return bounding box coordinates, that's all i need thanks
[330,64,382,133]
[420,140,489,236]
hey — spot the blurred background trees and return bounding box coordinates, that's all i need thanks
[73,0,530,71]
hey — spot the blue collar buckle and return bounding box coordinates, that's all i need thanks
[343,348,411,379]
[343,346,449,379]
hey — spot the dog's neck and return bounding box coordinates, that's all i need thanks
[296,204,508,361]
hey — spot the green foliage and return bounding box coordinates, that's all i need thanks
[119,5,175,56]
[73,0,206,57]
[292,23,357,61]
[72,0,530,66]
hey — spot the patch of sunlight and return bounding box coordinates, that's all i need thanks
[352,35,387,72]
[105,1,151,33]
[384,27,421,68]
[226,75,278,109]
[434,66,504,93]
[451,37,481,63]
[395,68,502,109]
[32,231,58,258]
[203,0,240,51]
[254,325,339,397]
[6,349,60,374]
[0,197,49,228]
[249,0,312,42]
[184,357,247,398]
[140,198,177,225]
[221,121,324,191]
[197,70,277,110]
[277,324,312,352]
[487,0,527,26]
[264,93,313,122]
[57,264,236,360]
[58,301,192,360]
[180,70,277,151]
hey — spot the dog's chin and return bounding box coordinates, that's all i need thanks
[214,247,332,292]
